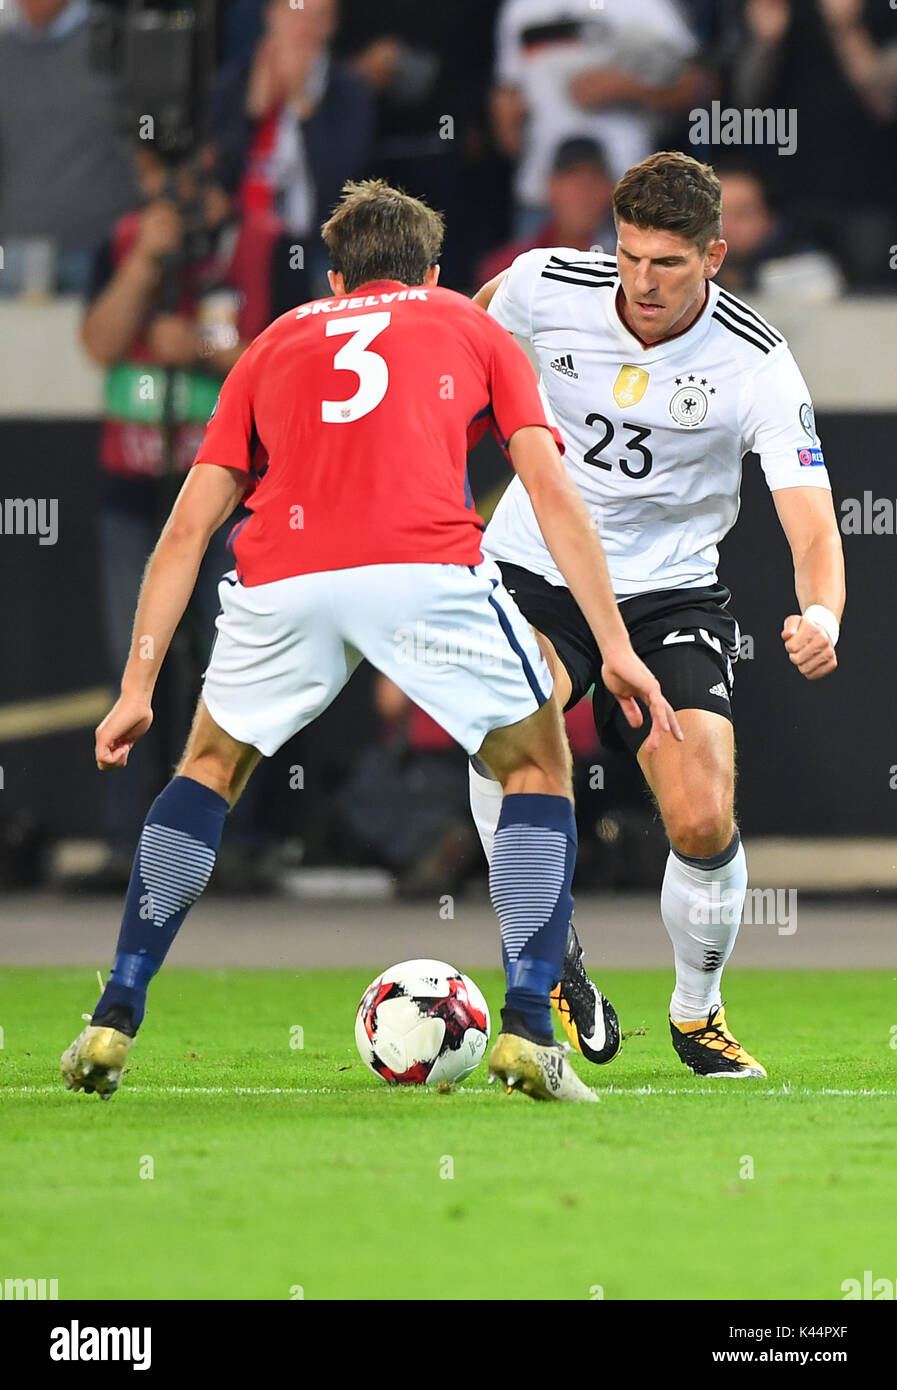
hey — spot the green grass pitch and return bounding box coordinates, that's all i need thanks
[1,966,895,1301]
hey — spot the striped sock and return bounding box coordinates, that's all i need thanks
[489,793,577,1041]
[93,776,229,1031]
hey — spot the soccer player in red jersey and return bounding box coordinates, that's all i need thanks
[61,180,681,1104]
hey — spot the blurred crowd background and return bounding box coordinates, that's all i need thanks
[1,0,896,898]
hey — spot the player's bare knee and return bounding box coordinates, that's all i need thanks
[667,811,728,856]
[478,704,572,799]
[667,804,735,859]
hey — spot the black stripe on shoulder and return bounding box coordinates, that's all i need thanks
[714,300,778,348]
[711,310,770,354]
[546,254,617,279]
[541,271,616,288]
[717,290,782,343]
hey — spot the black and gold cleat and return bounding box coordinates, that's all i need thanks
[670,1003,767,1079]
[551,923,621,1065]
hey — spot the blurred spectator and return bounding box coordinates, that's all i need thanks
[78,145,277,889]
[715,163,844,301]
[0,0,138,296]
[731,0,897,287]
[334,0,498,290]
[335,676,666,893]
[492,0,703,233]
[211,0,374,309]
[679,0,742,51]
[0,0,22,31]
[477,136,616,286]
[219,0,266,65]
[335,675,479,899]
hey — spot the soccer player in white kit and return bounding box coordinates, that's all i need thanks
[470,151,846,1078]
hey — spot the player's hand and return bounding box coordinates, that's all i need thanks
[146,313,199,367]
[600,646,684,753]
[781,614,838,680]
[95,695,153,770]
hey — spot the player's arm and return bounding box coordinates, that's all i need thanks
[743,345,844,682]
[473,270,508,313]
[773,486,845,681]
[509,424,682,749]
[473,247,549,327]
[95,464,248,769]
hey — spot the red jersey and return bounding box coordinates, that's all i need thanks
[192,280,559,585]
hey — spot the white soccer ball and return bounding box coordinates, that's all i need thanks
[355,958,491,1086]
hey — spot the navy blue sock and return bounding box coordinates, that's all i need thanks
[489,792,577,1041]
[93,776,229,1032]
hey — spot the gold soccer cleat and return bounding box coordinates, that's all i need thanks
[488,1032,598,1103]
[60,1023,135,1100]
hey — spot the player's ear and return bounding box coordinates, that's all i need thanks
[704,238,727,280]
[328,269,346,297]
[423,264,440,288]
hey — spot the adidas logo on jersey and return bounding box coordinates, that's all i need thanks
[709,682,729,699]
[549,353,578,379]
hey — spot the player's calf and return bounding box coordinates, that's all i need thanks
[476,702,602,1106]
[60,773,229,1097]
[469,754,620,1065]
[61,706,258,1097]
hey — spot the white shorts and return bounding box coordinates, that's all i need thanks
[202,559,553,757]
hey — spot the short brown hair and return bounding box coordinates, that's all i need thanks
[321,179,445,292]
[613,151,722,251]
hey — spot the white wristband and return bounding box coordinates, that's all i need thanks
[802,604,840,647]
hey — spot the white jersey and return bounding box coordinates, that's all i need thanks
[484,248,831,598]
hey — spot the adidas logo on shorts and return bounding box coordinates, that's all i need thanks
[709,682,729,699]
[549,353,578,379]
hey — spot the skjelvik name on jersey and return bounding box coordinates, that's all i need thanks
[296,290,429,319]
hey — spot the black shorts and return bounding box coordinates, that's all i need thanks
[497,563,740,756]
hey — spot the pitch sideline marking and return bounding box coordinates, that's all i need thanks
[1,1084,895,1098]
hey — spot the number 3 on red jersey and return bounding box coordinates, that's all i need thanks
[321,312,391,423]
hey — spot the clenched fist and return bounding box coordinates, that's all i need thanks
[95,694,153,770]
[781,614,837,680]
